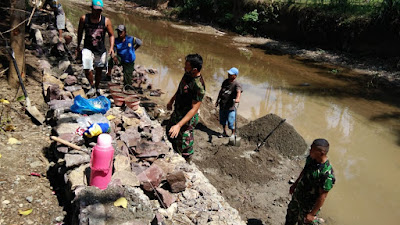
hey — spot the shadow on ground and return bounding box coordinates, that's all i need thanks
[196,122,220,143]
[248,218,265,225]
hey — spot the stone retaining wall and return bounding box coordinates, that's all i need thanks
[31,11,245,225]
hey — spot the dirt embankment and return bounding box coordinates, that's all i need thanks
[159,95,307,224]
[0,7,65,225]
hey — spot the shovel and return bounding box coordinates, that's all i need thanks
[254,119,286,152]
[228,102,241,147]
[7,45,45,124]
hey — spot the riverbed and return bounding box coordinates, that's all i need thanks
[62,1,400,224]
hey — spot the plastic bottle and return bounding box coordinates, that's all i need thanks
[90,134,114,190]
[77,114,110,129]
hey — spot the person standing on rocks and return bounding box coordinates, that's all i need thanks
[215,67,242,138]
[106,24,142,86]
[167,54,206,162]
[76,0,115,96]
[42,0,65,40]
[285,138,336,225]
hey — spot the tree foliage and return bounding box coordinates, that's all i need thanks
[173,0,400,36]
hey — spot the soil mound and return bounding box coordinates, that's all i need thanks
[197,142,280,184]
[193,114,304,224]
[194,98,306,184]
[195,113,306,184]
[239,114,307,158]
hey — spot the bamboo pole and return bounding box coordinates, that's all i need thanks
[51,136,82,150]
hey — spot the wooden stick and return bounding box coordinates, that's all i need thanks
[51,136,81,150]
[27,7,36,26]
[0,67,9,76]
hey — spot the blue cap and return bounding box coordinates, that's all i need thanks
[92,0,104,9]
[227,67,239,76]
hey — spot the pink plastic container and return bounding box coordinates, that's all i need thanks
[90,134,114,190]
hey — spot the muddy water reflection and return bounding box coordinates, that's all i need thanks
[63,2,400,224]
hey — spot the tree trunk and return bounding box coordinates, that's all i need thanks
[8,0,26,88]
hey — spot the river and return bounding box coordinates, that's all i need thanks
[62,1,400,224]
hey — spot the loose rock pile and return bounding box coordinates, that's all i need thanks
[31,12,245,225]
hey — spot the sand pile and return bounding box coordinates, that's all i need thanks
[239,114,307,158]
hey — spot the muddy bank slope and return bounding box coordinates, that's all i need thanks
[186,96,308,224]
[150,94,308,224]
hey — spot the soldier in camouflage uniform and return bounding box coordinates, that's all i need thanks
[285,138,336,225]
[166,54,206,162]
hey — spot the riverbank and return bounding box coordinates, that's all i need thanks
[0,1,320,224]
[111,0,400,100]
[62,1,400,225]
[0,7,249,224]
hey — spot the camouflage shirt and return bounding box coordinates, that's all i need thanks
[294,156,336,208]
[173,73,206,122]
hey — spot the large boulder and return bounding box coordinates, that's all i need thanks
[64,75,77,86]
[156,187,176,208]
[137,164,164,192]
[75,187,155,224]
[55,123,80,135]
[153,159,176,177]
[134,140,169,158]
[111,171,140,187]
[67,164,90,190]
[43,74,64,89]
[151,125,164,142]
[44,83,61,101]
[34,29,43,46]
[113,155,131,172]
[58,59,71,72]
[166,171,186,193]
[120,128,141,148]
[65,154,90,168]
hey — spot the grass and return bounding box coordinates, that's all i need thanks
[251,0,383,15]
[255,0,383,4]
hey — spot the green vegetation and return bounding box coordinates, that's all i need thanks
[168,0,400,55]
[172,0,400,33]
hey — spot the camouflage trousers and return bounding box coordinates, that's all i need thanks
[167,113,199,160]
[285,196,320,225]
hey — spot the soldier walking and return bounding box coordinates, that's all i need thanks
[285,138,336,225]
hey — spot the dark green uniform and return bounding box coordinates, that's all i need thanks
[167,73,205,159]
[108,56,135,86]
[285,156,335,225]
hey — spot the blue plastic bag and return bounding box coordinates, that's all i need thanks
[70,95,111,115]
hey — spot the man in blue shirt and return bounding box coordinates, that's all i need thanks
[107,24,142,86]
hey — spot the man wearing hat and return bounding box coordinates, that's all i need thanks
[77,0,115,96]
[215,67,242,138]
[107,24,142,86]
[285,138,336,225]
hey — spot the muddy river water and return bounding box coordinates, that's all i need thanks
[63,1,400,224]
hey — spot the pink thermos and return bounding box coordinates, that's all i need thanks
[90,134,114,189]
